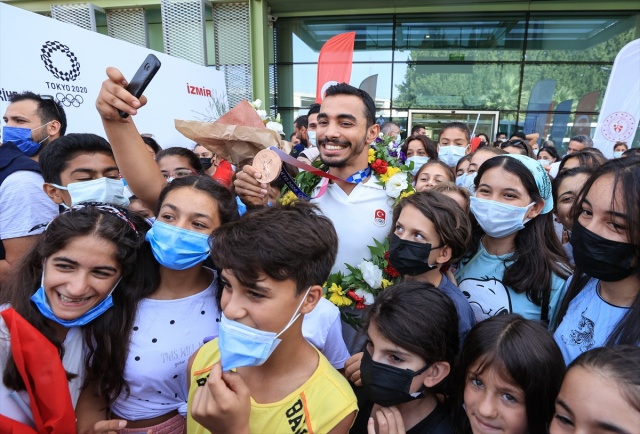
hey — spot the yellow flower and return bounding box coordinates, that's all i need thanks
[399,190,415,199]
[381,278,393,289]
[379,166,401,183]
[328,283,342,293]
[327,283,353,307]
[329,292,353,307]
[280,191,298,206]
[368,148,376,164]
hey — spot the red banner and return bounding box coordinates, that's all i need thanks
[316,32,356,102]
[0,308,76,434]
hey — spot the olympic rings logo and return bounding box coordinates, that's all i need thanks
[56,93,84,107]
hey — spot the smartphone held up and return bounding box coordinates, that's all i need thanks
[118,54,161,118]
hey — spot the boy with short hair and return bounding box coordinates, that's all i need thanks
[39,133,129,208]
[187,202,357,434]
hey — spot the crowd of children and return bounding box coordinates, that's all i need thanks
[0,69,639,434]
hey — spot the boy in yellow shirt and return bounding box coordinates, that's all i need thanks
[187,203,357,433]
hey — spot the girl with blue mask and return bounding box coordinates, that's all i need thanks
[0,204,150,425]
[400,136,438,176]
[437,122,471,167]
[77,176,240,434]
[455,155,572,325]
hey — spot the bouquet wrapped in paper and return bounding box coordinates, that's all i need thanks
[175,100,292,167]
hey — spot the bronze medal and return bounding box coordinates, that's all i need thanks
[252,149,282,183]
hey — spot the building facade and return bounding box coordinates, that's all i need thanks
[6,0,639,150]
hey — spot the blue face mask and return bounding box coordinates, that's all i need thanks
[456,172,477,192]
[438,145,467,167]
[2,124,50,157]
[218,287,310,371]
[145,220,210,270]
[30,273,121,327]
[50,177,130,207]
[406,156,430,176]
[456,173,468,187]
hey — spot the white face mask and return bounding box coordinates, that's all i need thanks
[438,145,467,167]
[456,172,477,193]
[532,149,539,156]
[307,130,317,147]
[538,159,551,167]
[406,156,430,176]
[51,177,130,207]
[470,196,535,238]
[613,151,624,159]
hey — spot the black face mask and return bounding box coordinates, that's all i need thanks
[199,157,213,170]
[570,221,637,282]
[388,233,442,276]
[360,348,430,407]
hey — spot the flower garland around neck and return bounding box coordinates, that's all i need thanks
[279,132,416,206]
[278,133,414,327]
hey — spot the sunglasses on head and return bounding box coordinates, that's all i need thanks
[501,139,527,149]
[40,95,62,118]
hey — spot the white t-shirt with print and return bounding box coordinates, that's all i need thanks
[110,276,219,420]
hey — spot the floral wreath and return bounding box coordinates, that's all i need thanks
[278,132,416,325]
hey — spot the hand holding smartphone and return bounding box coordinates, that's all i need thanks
[118,54,161,118]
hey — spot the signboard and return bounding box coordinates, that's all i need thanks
[593,38,640,157]
[0,3,226,149]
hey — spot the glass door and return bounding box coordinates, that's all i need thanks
[408,110,500,142]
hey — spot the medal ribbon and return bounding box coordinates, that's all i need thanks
[269,147,372,200]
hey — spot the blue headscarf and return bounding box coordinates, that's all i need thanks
[505,154,553,214]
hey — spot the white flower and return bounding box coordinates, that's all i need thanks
[256,109,267,120]
[358,260,383,289]
[355,288,376,305]
[386,172,409,198]
[251,99,262,109]
[266,121,284,135]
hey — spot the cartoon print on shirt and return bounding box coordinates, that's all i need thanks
[561,308,595,353]
[459,276,512,322]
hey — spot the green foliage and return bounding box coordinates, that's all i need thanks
[393,30,635,113]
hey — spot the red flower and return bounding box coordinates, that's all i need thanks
[384,251,400,278]
[371,159,388,175]
[348,290,367,309]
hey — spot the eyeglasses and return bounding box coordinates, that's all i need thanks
[161,169,198,179]
[40,95,62,119]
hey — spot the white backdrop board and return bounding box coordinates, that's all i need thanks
[0,3,226,149]
[592,38,640,158]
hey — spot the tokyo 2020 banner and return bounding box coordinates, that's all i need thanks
[0,3,227,149]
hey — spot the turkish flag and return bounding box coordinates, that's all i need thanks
[0,308,76,434]
[316,32,356,102]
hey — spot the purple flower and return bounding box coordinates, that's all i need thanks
[389,149,398,158]
[399,150,407,163]
[375,137,384,144]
